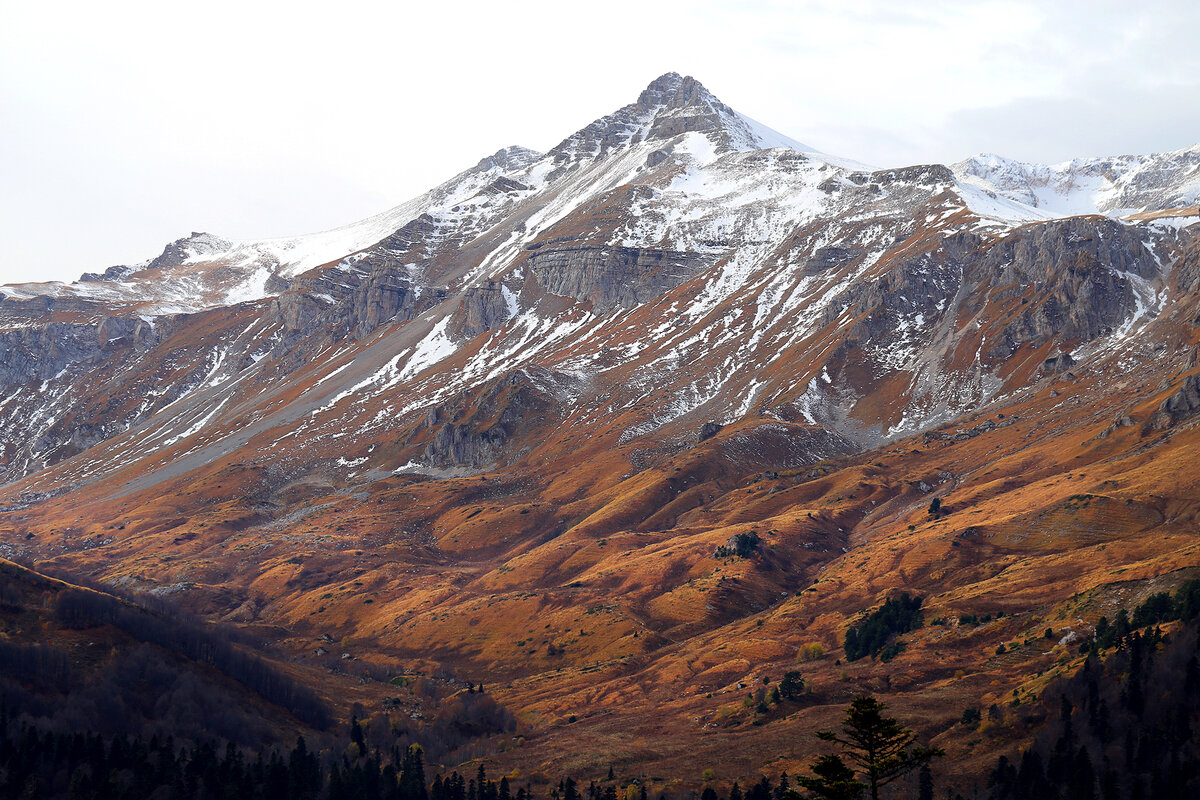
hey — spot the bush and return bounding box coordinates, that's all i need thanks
[798,642,826,661]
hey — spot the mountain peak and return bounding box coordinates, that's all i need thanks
[634,72,723,114]
[548,72,811,164]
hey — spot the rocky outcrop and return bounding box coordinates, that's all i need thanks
[474,177,531,197]
[415,369,565,468]
[79,264,138,282]
[820,238,971,339]
[347,272,435,338]
[0,311,163,387]
[1040,352,1076,375]
[0,323,100,385]
[923,417,1016,442]
[269,261,445,343]
[545,72,788,165]
[472,146,542,174]
[526,245,711,313]
[77,232,233,282]
[271,291,332,334]
[145,232,233,272]
[869,164,955,187]
[978,217,1159,357]
[1146,374,1200,431]
[96,316,157,351]
[804,246,862,275]
[458,282,516,338]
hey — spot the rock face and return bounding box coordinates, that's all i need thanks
[1147,374,1200,431]
[526,245,711,313]
[804,246,862,275]
[1041,353,1076,375]
[144,232,234,273]
[416,369,563,468]
[871,164,956,187]
[96,316,157,351]
[79,264,138,282]
[976,217,1159,356]
[347,272,435,339]
[0,323,100,386]
[458,282,516,338]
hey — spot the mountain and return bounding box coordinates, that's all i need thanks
[953,145,1200,217]
[2,72,1200,786]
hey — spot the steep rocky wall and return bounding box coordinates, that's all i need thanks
[457,282,515,339]
[525,245,711,313]
[976,217,1159,357]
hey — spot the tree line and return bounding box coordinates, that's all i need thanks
[986,612,1200,799]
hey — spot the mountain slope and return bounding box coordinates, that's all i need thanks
[2,72,1200,786]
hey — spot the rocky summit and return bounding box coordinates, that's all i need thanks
[3,72,1200,791]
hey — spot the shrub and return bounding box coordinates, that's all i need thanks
[798,642,826,661]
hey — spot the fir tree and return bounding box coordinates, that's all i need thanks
[811,696,942,800]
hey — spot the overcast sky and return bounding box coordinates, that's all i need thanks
[2,0,1197,285]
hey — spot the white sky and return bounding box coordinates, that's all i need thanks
[2,0,1197,285]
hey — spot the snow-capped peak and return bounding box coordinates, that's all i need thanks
[547,72,817,165]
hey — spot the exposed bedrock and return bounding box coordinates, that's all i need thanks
[457,282,515,339]
[271,267,446,346]
[1146,373,1200,431]
[348,272,436,338]
[525,245,712,313]
[0,311,166,388]
[413,369,566,468]
[977,217,1159,356]
[869,164,956,187]
[822,233,979,340]
[827,217,1163,366]
[96,316,157,351]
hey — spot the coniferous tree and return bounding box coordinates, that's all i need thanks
[917,764,933,800]
[797,755,864,800]
[811,696,942,800]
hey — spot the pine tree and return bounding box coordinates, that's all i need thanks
[811,696,942,800]
[796,755,863,800]
[917,764,933,800]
